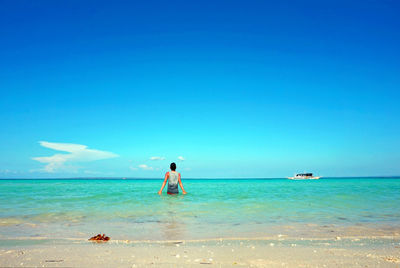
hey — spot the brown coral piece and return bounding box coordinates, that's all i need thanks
[89,233,110,242]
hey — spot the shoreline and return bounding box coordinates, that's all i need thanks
[2,233,400,244]
[2,221,400,243]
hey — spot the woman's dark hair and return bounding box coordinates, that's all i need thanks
[170,162,176,171]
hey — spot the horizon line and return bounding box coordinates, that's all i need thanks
[1,176,400,180]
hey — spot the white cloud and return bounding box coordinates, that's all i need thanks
[149,156,165,161]
[138,164,153,170]
[32,141,118,173]
[178,156,185,161]
[129,166,138,171]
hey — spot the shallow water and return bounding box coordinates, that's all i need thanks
[0,178,399,242]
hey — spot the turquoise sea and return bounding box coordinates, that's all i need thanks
[1,178,400,244]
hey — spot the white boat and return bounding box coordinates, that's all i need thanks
[288,173,320,180]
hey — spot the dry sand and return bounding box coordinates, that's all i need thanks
[1,237,400,267]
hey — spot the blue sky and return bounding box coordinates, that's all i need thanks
[0,0,399,178]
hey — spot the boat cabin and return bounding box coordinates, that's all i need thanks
[296,173,313,177]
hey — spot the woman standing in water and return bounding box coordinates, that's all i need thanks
[158,162,187,195]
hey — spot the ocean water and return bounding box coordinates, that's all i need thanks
[1,178,400,243]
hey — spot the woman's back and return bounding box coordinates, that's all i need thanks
[167,171,179,194]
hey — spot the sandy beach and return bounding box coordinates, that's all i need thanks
[1,236,400,267]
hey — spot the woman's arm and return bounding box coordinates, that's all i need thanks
[178,173,187,194]
[158,172,169,195]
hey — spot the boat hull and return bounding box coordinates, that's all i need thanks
[288,176,321,180]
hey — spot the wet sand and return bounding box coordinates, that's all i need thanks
[1,236,400,267]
